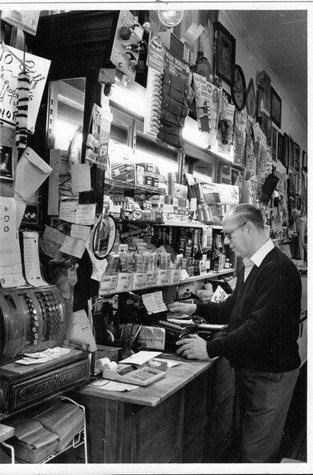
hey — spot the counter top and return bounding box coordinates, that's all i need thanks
[76,354,216,407]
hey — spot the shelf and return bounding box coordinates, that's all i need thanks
[180,269,234,284]
[99,269,235,297]
[104,178,165,195]
[1,396,88,465]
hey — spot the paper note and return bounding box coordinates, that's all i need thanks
[22,232,47,286]
[142,291,167,315]
[120,351,162,365]
[0,197,17,266]
[0,234,26,288]
[66,309,97,352]
[15,147,52,201]
[71,224,91,242]
[71,163,91,193]
[60,235,86,259]
[14,192,27,229]
[90,380,139,391]
[75,204,96,225]
[59,200,79,223]
[42,225,66,261]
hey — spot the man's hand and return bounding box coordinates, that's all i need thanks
[176,334,210,361]
[167,301,197,316]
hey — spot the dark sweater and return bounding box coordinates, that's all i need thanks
[197,247,302,372]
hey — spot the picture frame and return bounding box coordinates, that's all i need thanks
[272,127,278,161]
[270,87,282,128]
[302,150,307,171]
[293,142,300,173]
[282,133,289,168]
[277,132,284,164]
[214,22,236,86]
[246,78,256,119]
[289,136,294,171]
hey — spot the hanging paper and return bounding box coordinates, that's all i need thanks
[22,231,47,286]
[0,45,50,133]
[15,147,52,201]
[42,225,66,261]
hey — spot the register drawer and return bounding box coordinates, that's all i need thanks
[0,358,89,413]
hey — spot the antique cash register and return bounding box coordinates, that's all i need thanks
[0,285,90,414]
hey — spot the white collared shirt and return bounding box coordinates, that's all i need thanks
[243,239,275,281]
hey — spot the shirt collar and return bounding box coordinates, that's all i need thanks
[250,239,275,267]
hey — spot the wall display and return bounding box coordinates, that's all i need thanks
[289,136,294,171]
[282,133,289,168]
[293,142,301,173]
[260,112,272,146]
[277,132,284,163]
[245,78,256,119]
[270,87,282,128]
[193,73,221,141]
[271,127,277,161]
[302,150,307,172]
[256,70,271,114]
[231,64,246,111]
[214,22,236,86]
[110,11,144,81]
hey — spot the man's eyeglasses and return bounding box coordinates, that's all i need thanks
[223,222,247,241]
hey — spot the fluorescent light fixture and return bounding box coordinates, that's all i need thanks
[108,79,146,118]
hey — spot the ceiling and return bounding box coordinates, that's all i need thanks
[228,10,307,127]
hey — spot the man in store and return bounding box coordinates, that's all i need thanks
[168,203,302,463]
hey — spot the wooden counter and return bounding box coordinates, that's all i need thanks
[75,355,214,407]
[71,355,238,463]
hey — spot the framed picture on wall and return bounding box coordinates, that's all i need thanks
[302,150,307,172]
[282,133,289,168]
[270,87,282,128]
[214,22,236,86]
[272,127,278,161]
[246,78,256,119]
[293,142,300,173]
[289,136,294,170]
[277,132,284,163]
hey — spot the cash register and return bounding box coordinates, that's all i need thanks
[0,285,89,414]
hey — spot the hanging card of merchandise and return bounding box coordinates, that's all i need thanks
[217,93,235,154]
[193,72,221,146]
[145,33,190,148]
[110,11,145,81]
[233,109,247,166]
[157,50,190,148]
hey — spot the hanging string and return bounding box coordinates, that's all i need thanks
[15,40,30,157]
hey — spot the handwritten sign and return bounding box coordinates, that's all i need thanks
[0,45,50,132]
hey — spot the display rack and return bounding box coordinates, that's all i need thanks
[1,396,88,464]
